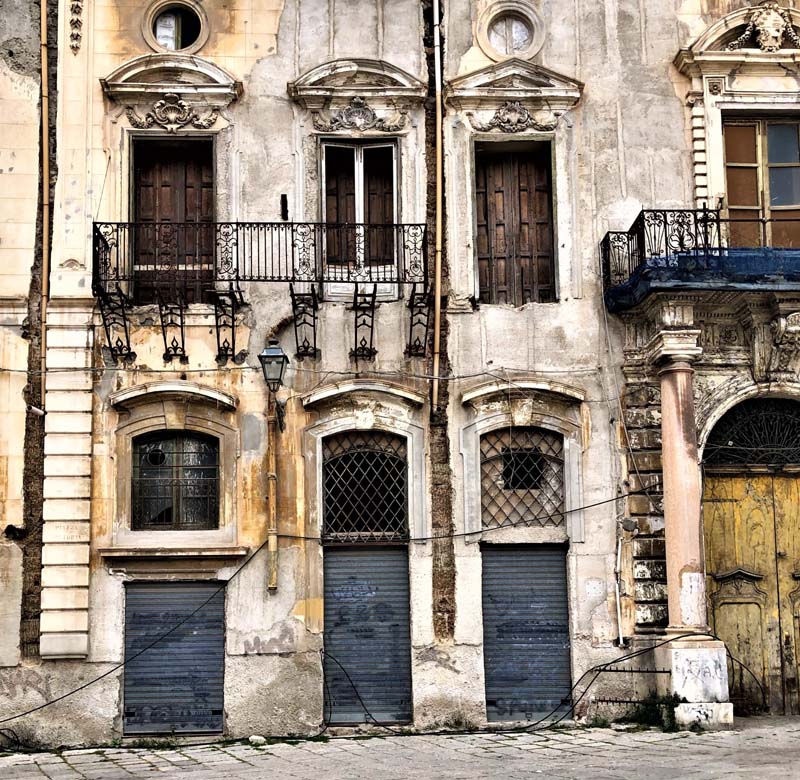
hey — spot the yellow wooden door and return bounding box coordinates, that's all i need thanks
[703,474,781,712]
[773,476,800,715]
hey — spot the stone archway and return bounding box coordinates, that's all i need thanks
[702,398,800,714]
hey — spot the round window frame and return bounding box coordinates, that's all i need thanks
[476,1,545,62]
[142,0,209,56]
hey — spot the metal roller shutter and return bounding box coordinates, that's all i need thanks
[481,544,571,721]
[124,582,225,734]
[323,547,412,724]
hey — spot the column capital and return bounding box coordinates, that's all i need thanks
[645,328,703,368]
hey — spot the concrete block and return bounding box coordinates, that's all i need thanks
[45,371,93,392]
[674,702,734,731]
[43,476,91,499]
[45,391,93,413]
[44,434,93,456]
[667,641,730,703]
[44,413,92,434]
[42,521,91,544]
[43,499,91,521]
[45,329,93,349]
[41,587,89,610]
[44,455,92,478]
[40,609,88,633]
[41,565,89,588]
[45,347,93,369]
[40,632,89,659]
[42,543,90,566]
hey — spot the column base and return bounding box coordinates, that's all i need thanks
[655,637,733,730]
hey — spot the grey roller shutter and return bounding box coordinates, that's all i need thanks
[323,547,412,724]
[481,544,571,721]
[124,582,225,734]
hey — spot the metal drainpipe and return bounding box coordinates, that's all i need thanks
[39,0,50,407]
[266,408,279,590]
[431,0,444,409]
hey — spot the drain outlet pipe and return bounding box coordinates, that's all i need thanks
[431,0,444,409]
[39,0,51,406]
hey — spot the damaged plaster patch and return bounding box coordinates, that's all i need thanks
[416,645,460,674]
[680,571,706,627]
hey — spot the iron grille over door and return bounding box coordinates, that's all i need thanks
[480,427,564,529]
[123,582,224,734]
[322,430,408,543]
[481,544,571,721]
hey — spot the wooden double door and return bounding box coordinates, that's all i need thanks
[703,473,800,713]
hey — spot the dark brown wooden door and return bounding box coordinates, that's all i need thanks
[133,139,214,304]
[476,147,554,305]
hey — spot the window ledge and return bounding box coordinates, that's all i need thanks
[98,546,248,559]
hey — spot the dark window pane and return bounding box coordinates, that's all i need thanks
[768,124,800,164]
[770,208,800,248]
[132,431,219,531]
[724,124,757,165]
[770,167,800,206]
[501,448,545,490]
[726,167,759,207]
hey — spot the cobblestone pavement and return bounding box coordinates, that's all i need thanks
[1,717,799,779]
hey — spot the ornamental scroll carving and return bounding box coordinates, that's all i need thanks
[467,101,558,133]
[727,1,800,52]
[767,311,800,379]
[126,93,219,133]
[312,97,408,132]
[70,1,83,54]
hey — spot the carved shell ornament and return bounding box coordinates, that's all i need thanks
[727,1,800,52]
[312,97,408,132]
[467,101,559,133]
[126,94,219,133]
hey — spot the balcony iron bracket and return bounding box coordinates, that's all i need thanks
[156,290,189,364]
[210,286,246,366]
[289,282,320,360]
[96,286,136,364]
[349,284,378,362]
[405,283,431,358]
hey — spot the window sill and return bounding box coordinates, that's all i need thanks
[98,546,249,560]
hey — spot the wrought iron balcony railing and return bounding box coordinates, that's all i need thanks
[601,209,800,311]
[92,221,427,303]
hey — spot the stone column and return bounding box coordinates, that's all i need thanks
[658,356,707,632]
[647,322,732,729]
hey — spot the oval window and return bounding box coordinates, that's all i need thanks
[153,4,202,51]
[488,12,534,56]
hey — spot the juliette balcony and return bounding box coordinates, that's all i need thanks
[92,221,428,304]
[601,209,800,312]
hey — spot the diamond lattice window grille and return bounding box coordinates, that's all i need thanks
[322,430,409,543]
[704,398,800,466]
[480,427,565,529]
[132,430,220,531]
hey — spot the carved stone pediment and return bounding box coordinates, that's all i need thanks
[312,97,407,133]
[445,58,583,112]
[101,54,242,108]
[288,58,426,111]
[126,93,219,134]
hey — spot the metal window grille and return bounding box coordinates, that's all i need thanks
[480,427,564,529]
[705,398,800,466]
[322,431,409,543]
[132,431,220,531]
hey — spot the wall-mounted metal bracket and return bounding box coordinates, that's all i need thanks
[405,283,431,358]
[96,286,136,363]
[210,286,246,366]
[289,282,320,359]
[350,285,378,362]
[157,290,189,364]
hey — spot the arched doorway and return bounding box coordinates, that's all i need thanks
[702,398,800,714]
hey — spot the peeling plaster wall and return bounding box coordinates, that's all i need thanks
[0,0,763,745]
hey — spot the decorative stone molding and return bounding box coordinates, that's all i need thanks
[288,58,426,112]
[312,97,407,133]
[126,93,219,133]
[69,1,83,54]
[445,58,583,116]
[767,312,800,380]
[109,380,238,410]
[467,101,558,133]
[727,1,800,52]
[101,54,242,108]
[301,380,426,410]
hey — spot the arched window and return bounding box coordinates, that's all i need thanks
[322,431,408,543]
[704,398,800,466]
[480,426,564,528]
[132,430,220,530]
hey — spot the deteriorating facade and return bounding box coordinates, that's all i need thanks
[5,0,800,745]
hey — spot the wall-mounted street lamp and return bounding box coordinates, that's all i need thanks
[258,338,289,431]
